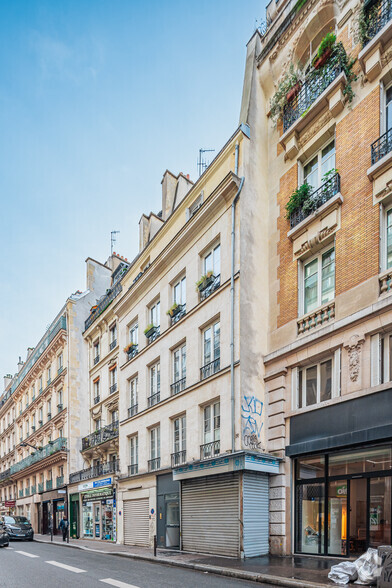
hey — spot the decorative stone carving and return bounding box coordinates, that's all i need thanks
[298,111,333,149]
[344,335,365,382]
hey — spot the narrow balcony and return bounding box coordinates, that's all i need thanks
[147,392,160,408]
[171,450,186,467]
[128,464,138,476]
[93,355,100,365]
[82,422,119,451]
[371,128,392,165]
[365,0,392,45]
[126,345,138,361]
[297,301,335,335]
[85,282,122,331]
[69,459,120,484]
[10,438,67,476]
[128,404,138,418]
[289,173,341,229]
[199,275,220,302]
[170,377,186,396]
[200,357,220,380]
[38,482,44,493]
[109,383,118,394]
[148,457,160,472]
[283,56,343,132]
[46,480,53,491]
[170,304,186,325]
[109,339,117,351]
[56,476,64,488]
[31,485,36,495]
[94,395,100,405]
[145,325,160,344]
[200,440,220,460]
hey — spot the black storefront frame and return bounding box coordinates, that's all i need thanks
[294,444,392,557]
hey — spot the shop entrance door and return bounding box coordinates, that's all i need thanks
[93,502,101,539]
[349,478,367,556]
[165,495,180,548]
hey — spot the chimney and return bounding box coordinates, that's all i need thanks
[3,374,12,390]
[27,347,34,359]
[17,357,24,372]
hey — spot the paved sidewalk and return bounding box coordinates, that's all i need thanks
[33,533,340,587]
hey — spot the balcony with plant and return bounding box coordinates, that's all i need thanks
[124,341,138,360]
[166,302,186,325]
[358,0,392,81]
[196,271,220,301]
[144,324,160,343]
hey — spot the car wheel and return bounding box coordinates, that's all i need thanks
[28,537,33,541]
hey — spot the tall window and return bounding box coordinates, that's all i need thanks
[94,379,100,403]
[202,322,220,379]
[111,409,119,424]
[57,389,63,411]
[47,400,52,419]
[203,402,220,458]
[47,366,51,385]
[385,84,392,134]
[150,426,160,461]
[303,247,335,315]
[93,341,100,364]
[57,353,63,372]
[109,367,117,393]
[109,324,117,350]
[297,359,333,408]
[173,277,186,306]
[173,416,186,455]
[129,322,138,346]
[149,362,160,406]
[150,301,160,327]
[303,140,335,190]
[129,377,138,415]
[173,345,186,384]
[204,243,220,276]
[129,435,138,474]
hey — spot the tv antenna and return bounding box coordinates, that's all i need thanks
[197,148,215,177]
[111,230,120,256]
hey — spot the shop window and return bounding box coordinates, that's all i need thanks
[301,247,335,315]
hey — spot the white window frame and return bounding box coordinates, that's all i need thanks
[109,367,117,387]
[299,138,336,190]
[150,301,160,327]
[94,379,100,399]
[173,415,186,453]
[293,349,341,410]
[173,344,186,383]
[150,426,160,460]
[203,243,220,277]
[380,203,392,272]
[150,362,160,396]
[129,322,138,346]
[109,323,117,344]
[299,245,335,316]
[203,401,220,444]
[173,276,186,306]
[130,435,138,466]
[203,321,220,366]
[129,376,138,408]
[57,353,63,371]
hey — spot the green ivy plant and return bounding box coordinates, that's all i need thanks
[269,63,304,124]
[285,183,313,219]
[332,41,357,103]
[356,3,380,48]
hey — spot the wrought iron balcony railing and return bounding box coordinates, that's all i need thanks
[200,357,220,380]
[56,476,64,488]
[365,0,392,45]
[371,128,392,165]
[0,469,11,482]
[109,383,118,394]
[289,173,341,229]
[147,392,160,408]
[38,482,44,493]
[69,459,120,484]
[94,355,100,365]
[126,345,138,361]
[283,56,344,132]
[82,422,119,451]
[128,404,138,418]
[170,304,186,325]
[46,480,53,491]
[170,377,186,396]
[10,438,67,475]
[128,464,138,476]
[148,457,160,472]
[109,339,117,351]
[85,282,122,331]
[146,326,160,344]
[200,440,220,460]
[199,275,221,301]
[171,450,186,467]
[94,395,100,405]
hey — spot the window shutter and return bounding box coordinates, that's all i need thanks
[370,333,381,386]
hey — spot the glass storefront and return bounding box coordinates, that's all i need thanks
[295,444,392,556]
[82,491,115,541]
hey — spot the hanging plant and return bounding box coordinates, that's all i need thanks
[332,41,357,103]
[285,183,313,219]
[269,63,304,124]
[312,32,336,69]
[355,3,380,48]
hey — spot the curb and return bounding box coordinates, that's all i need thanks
[33,538,331,587]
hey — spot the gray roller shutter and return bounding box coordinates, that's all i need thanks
[243,471,269,557]
[181,473,239,557]
[123,498,149,546]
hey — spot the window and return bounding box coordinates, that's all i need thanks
[93,379,100,403]
[109,366,117,393]
[129,322,138,346]
[129,376,138,416]
[173,277,186,306]
[109,324,117,350]
[57,353,63,372]
[58,428,63,438]
[149,363,160,406]
[129,435,138,475]
[384,84,392,135]
[47,400,52,419]
[93,418,101,431]
[202,402,220,458]
[39,376,43,392]
[303,140,335,191]
[297,359,333,408]
[372,332,392,385]
[111,409,119,424]
[93,341,100,365]
[39,408,43,424]
[171,345,186,395]
[204,243,220,277]
[303,247,335,315]
[201,321,220,378]
[47,366,51,385]
[57,389,63,411]
[150,301,160,327]
[150,426,160,468]
[173,415,186,465]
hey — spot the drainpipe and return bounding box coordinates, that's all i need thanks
[234,142,239,175]
[231,175,245,453]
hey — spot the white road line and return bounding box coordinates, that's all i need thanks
[100,579,141,588]
[45,560,86,574]
[15,550,39,558]
[4,546,13,549]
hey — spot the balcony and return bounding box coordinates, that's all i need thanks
[57,404,63,413]
[148,457,160,472]
[128,404,138,418]
[38,482,44,493]
[170,377,186,396]
[25,487,30,496]
[199,275,220,302]
[94,395,100,405]
[283,56,343,132]
[126,345,138,361]
[46,480,53,491]
[171,450,186,467]
[82,421,119,451]
[47,413,52,421]
[19,489,23,498]
[10,438,67,475]
[31,485,36,495]
[85,282,123,331]
[200,440,220,460]
[371,128,392,165]
[128,464,138,476]
[56,476,64,488]
[69,459,120,484]
[57,366,64,376]
[289,173,341,229]
[297,301,335,335]
[93,355,100,365]
[147,392,160,408]
[365,0,392,45]
[200,357,220,380]
[109,339,117,351]
[170,304,186,325]
[109,383,118,394]
[145,325,160,345]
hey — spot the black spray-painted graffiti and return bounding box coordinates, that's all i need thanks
[241,395,264,447]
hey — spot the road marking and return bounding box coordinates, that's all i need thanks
[4,546,13,549]
[45,561,86,574]
[15,550,39,558]
[100,579,141,588]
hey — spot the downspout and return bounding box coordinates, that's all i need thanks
[231,171,245,453]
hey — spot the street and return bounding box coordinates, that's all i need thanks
[0,541,277,587]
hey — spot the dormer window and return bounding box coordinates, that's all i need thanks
[186,192,204,220]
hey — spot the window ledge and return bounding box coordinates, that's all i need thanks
[297,301,335,336]
[288,193,343,241]
[358,19,392,81]
[368,149,392,182]
[379,268,392,296]
[279,72,347,160]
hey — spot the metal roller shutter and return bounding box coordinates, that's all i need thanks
[123,498,149,546]
[243,471,269,557]
[181,473,240,557]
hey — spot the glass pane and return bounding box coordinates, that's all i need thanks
[296,483,325,554]
[181,346,186,379]
[329,446,392,477]
[369,477,391,549]
[204,328,211,364]
[321,141,336,180]
[174,283,180,303]
[298,370,303,409]
[213,245,220,276]
[328,480,347,555]
[181,277,186,304]
[204,252,213,274]
[320,360,332,402]
[349,478,367,556]
[213,322,220,359]
[173,350,180,382]
[304,258,318,314]
[306,365,317,406]
[387,86,392,132]
[296,455,325,479]
[304,155,318,190]
[321,249,335,305]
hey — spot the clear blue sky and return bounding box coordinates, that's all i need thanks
[0,0,265,382]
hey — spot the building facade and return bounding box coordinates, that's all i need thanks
[240,0,392,557]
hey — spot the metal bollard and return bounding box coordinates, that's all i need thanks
[153,535,157,557]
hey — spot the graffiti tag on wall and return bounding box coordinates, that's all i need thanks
[241,395,263,450]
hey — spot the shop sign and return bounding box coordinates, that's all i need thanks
[82,487,113,503]
[78,477,112,492]
[4,500,15,508]
[336,484,347,497]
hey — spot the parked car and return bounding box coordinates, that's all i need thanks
[0,516,33,541]
[0,523,9,547]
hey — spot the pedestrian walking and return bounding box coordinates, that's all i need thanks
[59,516,69,542]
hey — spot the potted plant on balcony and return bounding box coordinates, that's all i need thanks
[312,32,336,69]
[195,270,214,292]
[144,323,157,338]
[270,63,304,124]
[90,305,98,313]
[285,182,313,220]
[123,342,137,354]
[166,302,181,317]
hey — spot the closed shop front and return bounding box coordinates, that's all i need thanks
[243,471,269,557]
[123,498,149,546]
[181,472,240,557]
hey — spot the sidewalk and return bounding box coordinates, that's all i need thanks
[34,534,339,587]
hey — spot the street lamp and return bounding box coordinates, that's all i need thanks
[20,441,43,451]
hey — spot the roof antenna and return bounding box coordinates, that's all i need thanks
[197,148,215,177]
[111,231,120,256]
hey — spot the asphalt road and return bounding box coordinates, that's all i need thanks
[0,541,277,588]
